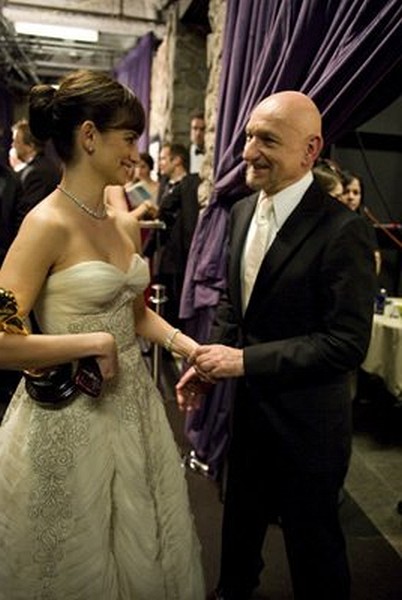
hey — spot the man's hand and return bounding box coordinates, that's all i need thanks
[175,366,212,412]
[192,344,244,379]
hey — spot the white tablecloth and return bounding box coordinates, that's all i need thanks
[361,300,402,398]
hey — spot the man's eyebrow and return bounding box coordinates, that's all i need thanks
[245,127,280,141]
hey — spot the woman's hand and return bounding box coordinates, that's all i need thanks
[132,201,158,221]
[92,332,118,380]
[144,201,158,219]
[175,366,212,412]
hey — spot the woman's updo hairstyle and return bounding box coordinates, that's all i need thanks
[29,69,146,163]
[28,84,57,142]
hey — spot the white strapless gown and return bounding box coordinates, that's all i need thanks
[0,255,205,600]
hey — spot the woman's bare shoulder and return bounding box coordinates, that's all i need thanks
[25,194,69,227]
[18,196,71,252]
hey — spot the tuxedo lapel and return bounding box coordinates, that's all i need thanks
[244,184,326,318]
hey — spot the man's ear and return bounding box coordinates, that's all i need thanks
[304,135,323,166]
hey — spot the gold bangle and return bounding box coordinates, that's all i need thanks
[164,328,180,352]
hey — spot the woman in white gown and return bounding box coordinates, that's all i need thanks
[0,69,205,599]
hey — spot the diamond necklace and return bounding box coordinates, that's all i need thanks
[57,185,107,220]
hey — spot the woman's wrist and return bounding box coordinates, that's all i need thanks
[164,328,180,352]
[163,329,198,359]
[85,331,114,358]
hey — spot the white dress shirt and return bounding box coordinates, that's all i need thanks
[190,144,205,174]
[241,171,313,312]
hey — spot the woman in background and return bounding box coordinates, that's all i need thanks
[127,151,159,207]
[0,69,204,600]
[340,170,381,275]
[340,169,364,211]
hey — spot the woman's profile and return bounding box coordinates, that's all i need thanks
[0,69,204,599]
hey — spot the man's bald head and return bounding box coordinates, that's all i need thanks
[257,91,322,141]
[243,91,323,195]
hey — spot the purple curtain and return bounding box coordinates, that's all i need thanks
[114,32,155,151]
[182,0,402,476]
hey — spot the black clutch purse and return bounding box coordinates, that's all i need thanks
[0,288,103,409]
[24,363,77,408]
[24,358,103,409]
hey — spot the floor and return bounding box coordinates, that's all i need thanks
[346,383,402,558]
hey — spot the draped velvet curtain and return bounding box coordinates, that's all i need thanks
[114,32,155,151]
[182,0,402,475]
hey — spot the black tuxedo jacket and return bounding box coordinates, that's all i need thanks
[211,179,376,473]
[16,152,60,230]
[0,163,21,265]
[158,173,200,276]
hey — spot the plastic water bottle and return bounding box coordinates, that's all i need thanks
[374,288,387,315]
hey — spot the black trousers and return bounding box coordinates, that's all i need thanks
[218,404,350,600]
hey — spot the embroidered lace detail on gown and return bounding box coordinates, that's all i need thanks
[0,255,204,600]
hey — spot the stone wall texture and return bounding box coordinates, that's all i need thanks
[150,0,227,208]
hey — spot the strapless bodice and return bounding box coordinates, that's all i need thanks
[34,254,150,347]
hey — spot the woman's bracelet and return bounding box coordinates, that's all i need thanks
[164,328,181,353]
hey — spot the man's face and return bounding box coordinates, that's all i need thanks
[242,102,311,196]
[12,129,30,162]
[159,146,174,177]
[190,118,205,148]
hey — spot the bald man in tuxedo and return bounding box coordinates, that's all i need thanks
[177,92,376,599]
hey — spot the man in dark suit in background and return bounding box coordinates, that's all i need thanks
[155,142,189,206]
[177,92,376,599]
[0,159,22,406]
[158,172,200,327]
[189,110,205,174]
[12,119,60,229]
[0,160,20,265]
[144,143,197,327]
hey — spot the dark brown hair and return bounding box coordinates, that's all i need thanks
[313,158,342,195]
[29,69,145,163]
[139,152,154,171]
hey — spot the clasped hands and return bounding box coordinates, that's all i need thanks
[176,344,244,412]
